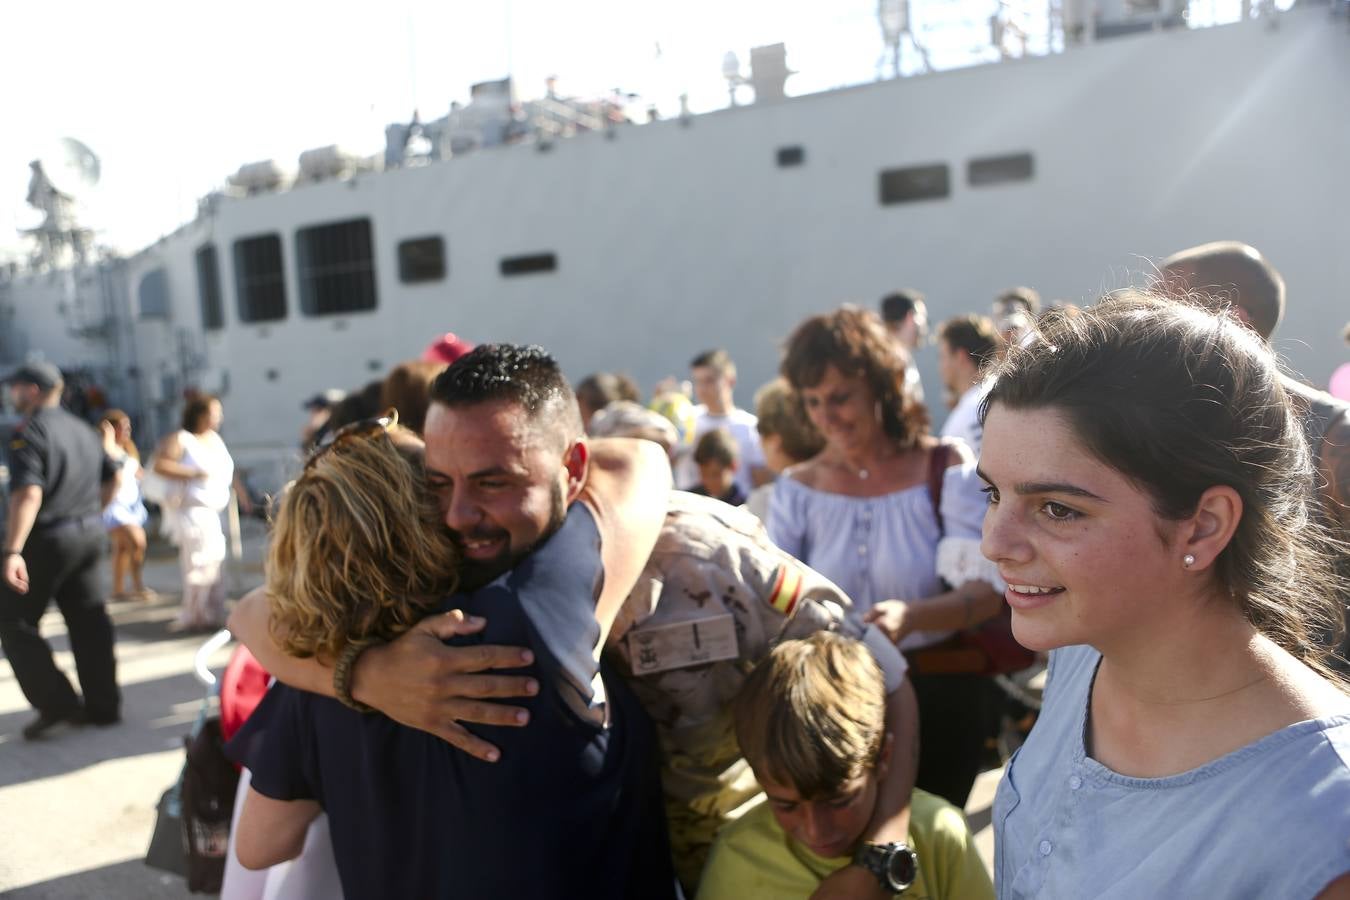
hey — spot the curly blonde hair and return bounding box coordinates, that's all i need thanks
[266,427,460,661]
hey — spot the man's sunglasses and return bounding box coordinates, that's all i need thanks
[305,409,399,470]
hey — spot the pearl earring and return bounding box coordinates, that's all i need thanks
[1183,554,1196,568]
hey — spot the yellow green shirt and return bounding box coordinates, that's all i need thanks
[698,788,994,900]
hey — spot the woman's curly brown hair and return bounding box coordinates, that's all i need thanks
[780,304,930,450]
[266,427,460,662]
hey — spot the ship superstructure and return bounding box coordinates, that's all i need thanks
[2,6,1346,489]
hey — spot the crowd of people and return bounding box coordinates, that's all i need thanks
[1,239,1348,897]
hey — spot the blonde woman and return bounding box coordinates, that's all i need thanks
[226,410,679,899]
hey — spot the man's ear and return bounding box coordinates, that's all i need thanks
[1180,484,1242,571]
[563,439,589,503]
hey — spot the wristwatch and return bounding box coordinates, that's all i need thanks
[853,841,918,894]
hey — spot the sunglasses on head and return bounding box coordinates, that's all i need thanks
[305,409,399,470]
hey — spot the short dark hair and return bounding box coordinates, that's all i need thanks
[694,427,739,467]
[690,348,735,378]
[575,372,626,416]
[996,286,1041,316]
[430,343,582,445]
[381,360,447,435]
[880,290,925,324]
[755,378,825,464]
[938,315,1001,370]
[181,394,219,433]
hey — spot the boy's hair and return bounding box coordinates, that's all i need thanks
[996,286,1041,316]
[754,378,824,464]
[690,348,736,379]
[693,427,739,467]
[733,632,887,799]
[880,289,925,323]
[938,314,1002,370]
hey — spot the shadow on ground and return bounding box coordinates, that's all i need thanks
[2,857,200,899]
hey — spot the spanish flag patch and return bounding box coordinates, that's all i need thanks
[768,564,804,617]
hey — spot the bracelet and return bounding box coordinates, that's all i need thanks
[2,550,20,558]
[333,639,378,713]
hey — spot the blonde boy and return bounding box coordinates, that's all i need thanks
[699,632,993,899]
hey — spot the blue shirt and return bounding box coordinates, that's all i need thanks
[766,448,999,649]
[228,504,677,900]
[994,644,1350,899]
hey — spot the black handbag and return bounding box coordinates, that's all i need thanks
[144,782,189,877]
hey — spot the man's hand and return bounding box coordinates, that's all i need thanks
[811,862,888,900]
[351,610,541,762]
[3,554,28,594]
[864,600,911,645]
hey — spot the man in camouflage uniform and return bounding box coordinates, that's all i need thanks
[605,491,912,889]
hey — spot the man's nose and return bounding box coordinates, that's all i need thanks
[443,488,482,534]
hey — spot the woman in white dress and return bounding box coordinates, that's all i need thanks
[154,395,237,631]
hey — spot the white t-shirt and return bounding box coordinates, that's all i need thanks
[675,406,765,496]
[940,381,991,459]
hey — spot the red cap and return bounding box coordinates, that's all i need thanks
[422,332,475,365]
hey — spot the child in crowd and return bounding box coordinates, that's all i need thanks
[699,632,993,899]
[691,427,747,506]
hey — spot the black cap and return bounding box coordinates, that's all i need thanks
[3,361,63,391]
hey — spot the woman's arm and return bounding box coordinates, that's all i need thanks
[152,432,204,481]
[233,786,322,870]
[863,583,1003,644]
[576,437,672,640]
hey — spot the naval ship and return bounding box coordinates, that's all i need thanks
[2,2,1347,490]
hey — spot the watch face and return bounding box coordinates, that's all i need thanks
[886,846,918,890]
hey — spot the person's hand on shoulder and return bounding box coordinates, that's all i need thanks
[864,600,912,645]
[351,611,541,762]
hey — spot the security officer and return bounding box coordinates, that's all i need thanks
[1,361,122,739]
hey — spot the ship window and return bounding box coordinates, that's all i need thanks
[398,236,446,283]
[777,146,805,167]
[968,152,1034,187]
[297,218,377,316]
[500,253,557,277]
[234,234,287,323]
[879,164,950,205]
[195,244,224,330]
[138,268,170,319]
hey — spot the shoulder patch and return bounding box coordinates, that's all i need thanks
[767,563,804,616]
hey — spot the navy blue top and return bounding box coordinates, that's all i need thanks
[228,504,676,899]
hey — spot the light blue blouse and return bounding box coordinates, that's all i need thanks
[766,451,999,650]
[994,644,1350,899]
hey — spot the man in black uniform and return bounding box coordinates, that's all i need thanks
[2,361,122,739]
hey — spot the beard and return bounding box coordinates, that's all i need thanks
[453,479,569,592]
